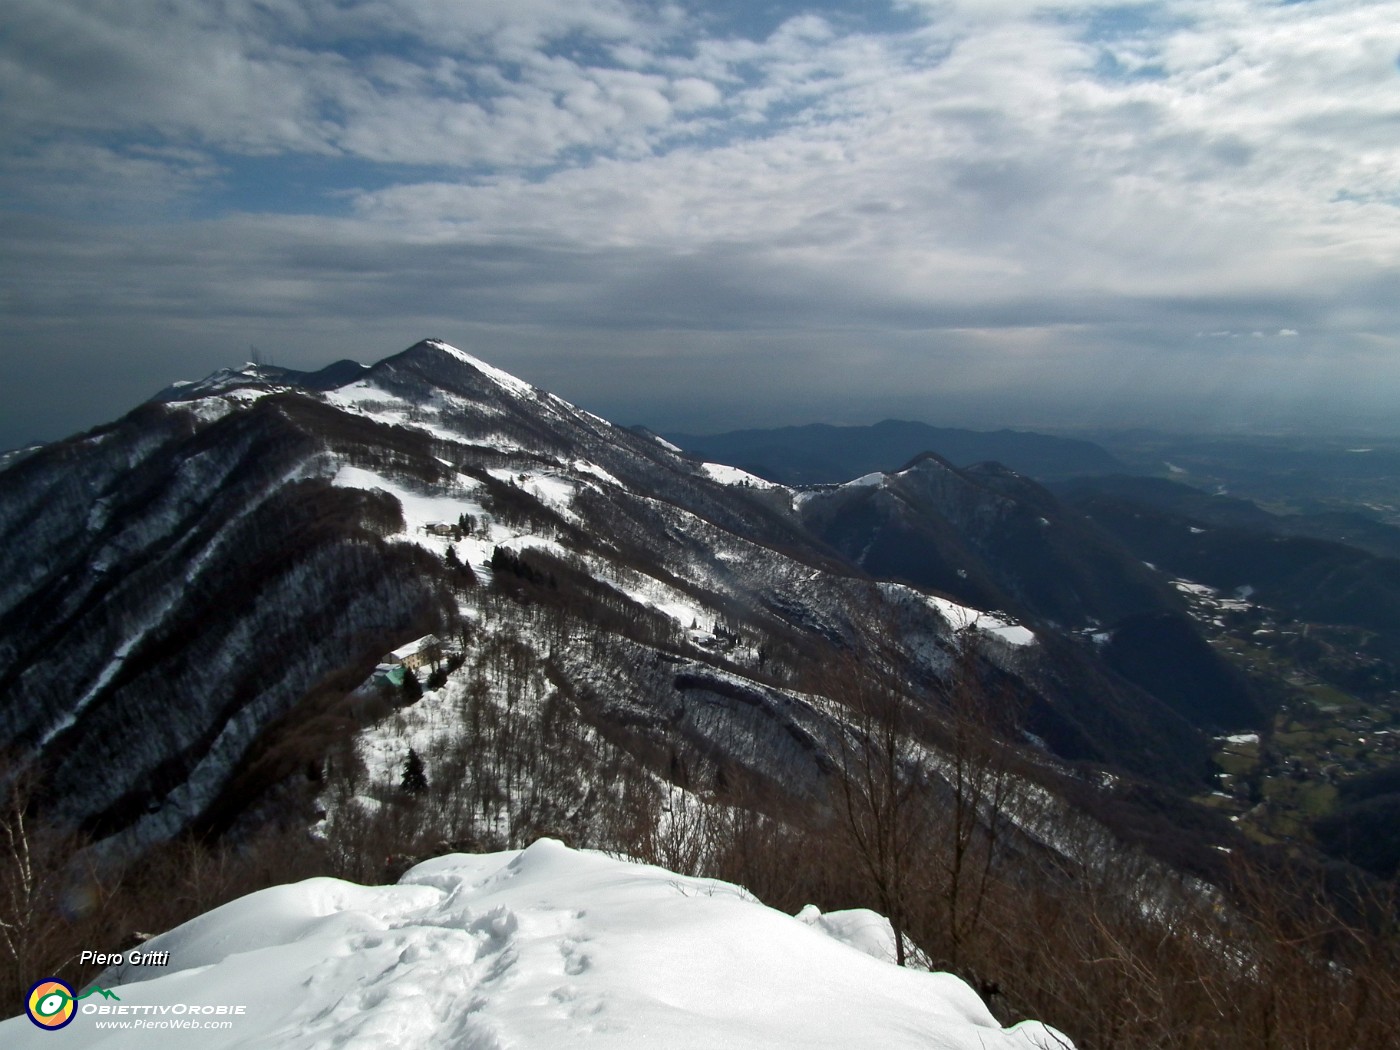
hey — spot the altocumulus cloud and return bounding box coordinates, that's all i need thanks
[2,0,1399,446]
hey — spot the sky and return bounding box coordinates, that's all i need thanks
[2,0,1399,449]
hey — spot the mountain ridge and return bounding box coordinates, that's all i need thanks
[667,418,1129,485]
[0,339,1247,866]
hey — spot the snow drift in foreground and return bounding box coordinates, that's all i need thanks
[4,840,1071,1049]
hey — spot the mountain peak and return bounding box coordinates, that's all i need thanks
[894,450,959,475]
[390,338,536,399]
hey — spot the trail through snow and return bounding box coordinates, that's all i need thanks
[4,841,1072,1049]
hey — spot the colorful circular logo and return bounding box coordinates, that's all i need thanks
[26,978,77,1030]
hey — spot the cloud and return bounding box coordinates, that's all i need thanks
[2,0,1400,448]
[0,141,222,218]
[0,0,714,168]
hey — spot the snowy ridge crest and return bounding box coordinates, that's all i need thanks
[423,338,536,398]
[37,840,1072,1050]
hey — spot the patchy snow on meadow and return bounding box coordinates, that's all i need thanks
[332,464,484,532]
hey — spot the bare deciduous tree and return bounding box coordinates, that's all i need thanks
[935,629,1024,974]
[829,657,932,967]
[825,625,1026,974]
[0,758,84,1002]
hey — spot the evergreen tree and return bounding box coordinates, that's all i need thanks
[401,667,423,702]
[401,748,428,795]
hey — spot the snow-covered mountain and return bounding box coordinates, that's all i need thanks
[0,839,1073,1049]
[150,359,370,403]
[0,339,1236,857]
[10,340,1398,1050]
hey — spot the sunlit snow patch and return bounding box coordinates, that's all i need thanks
[321,381,497,442]
[928,597,1035,646]
[332,464,483,532]
[700,462,782,489]
[1172,578,1251,612]
[487,467,578,516]
[1221,733,1260,746]
[571,459,622,487]
[845,471,886,488]
[1174,581,1215,597]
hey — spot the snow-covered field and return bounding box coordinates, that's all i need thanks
[3,841,1071,1049]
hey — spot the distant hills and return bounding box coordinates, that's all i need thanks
[663,419,1127,485]
[1053,474,1400,561]
[1059,477,1400,647]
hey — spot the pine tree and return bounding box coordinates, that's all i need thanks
[401,748,428,795]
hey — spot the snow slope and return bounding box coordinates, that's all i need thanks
[880,582,1036,649]
[699,462,783,489]
[3,841,1071,1049]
